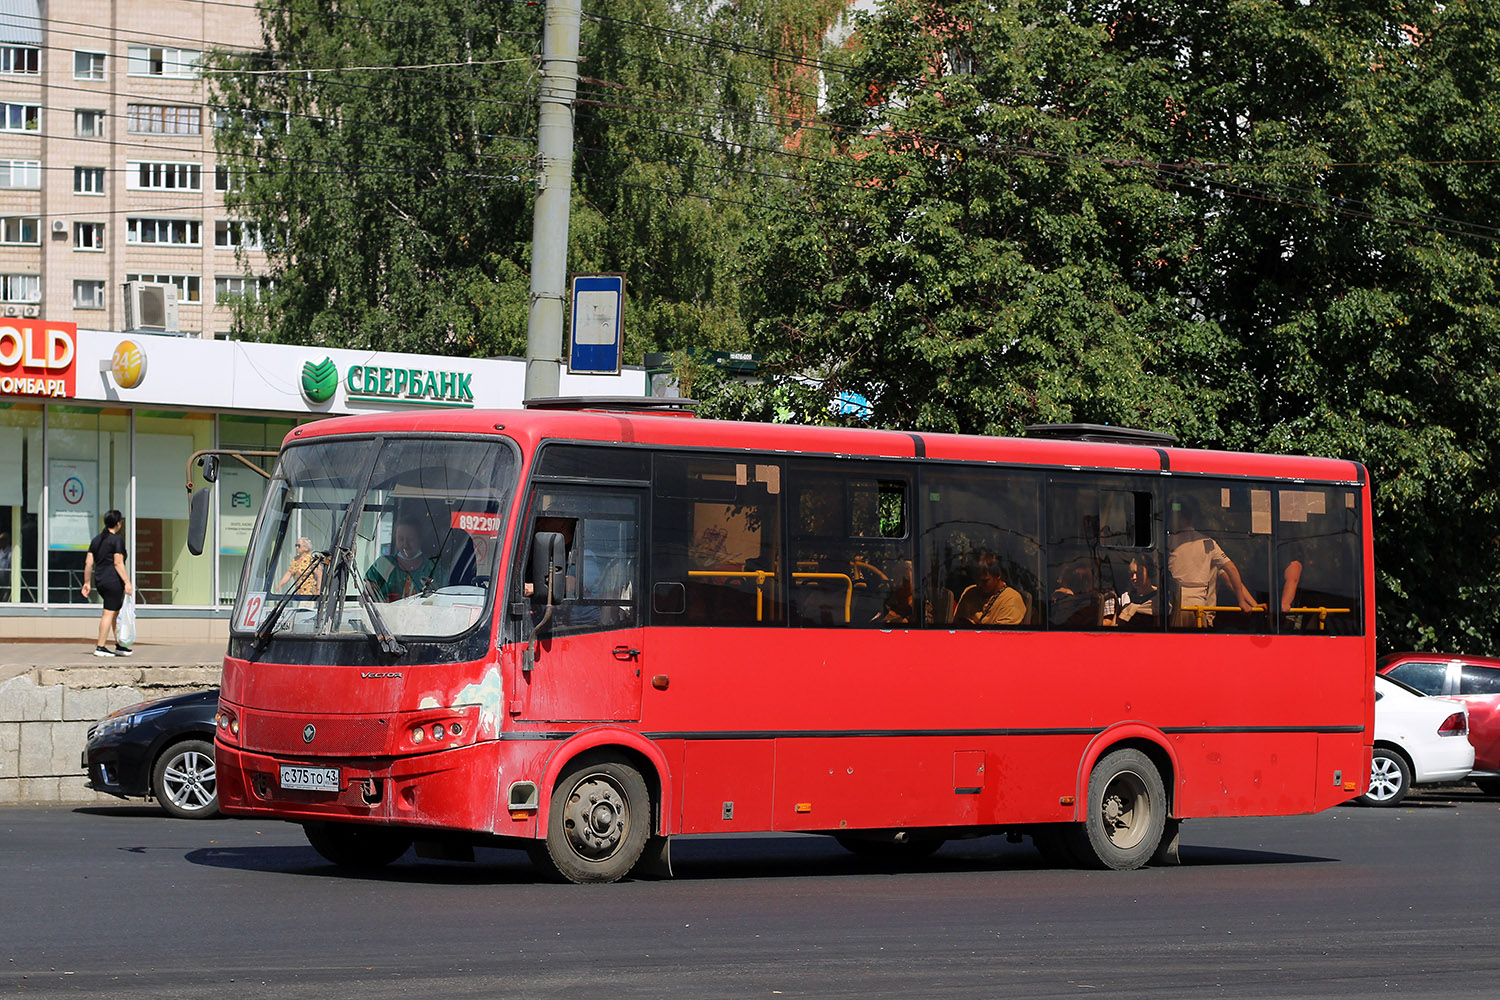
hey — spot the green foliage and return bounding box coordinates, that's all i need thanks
[738,0,1500,652]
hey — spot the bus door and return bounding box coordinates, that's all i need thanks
[519,486,646,723]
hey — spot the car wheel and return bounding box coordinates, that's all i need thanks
[1360,747,1411,807]
[152,739,219,820]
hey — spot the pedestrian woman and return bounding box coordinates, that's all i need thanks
[82,509,134,657]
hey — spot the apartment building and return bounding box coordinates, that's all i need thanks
[0,0,263,337]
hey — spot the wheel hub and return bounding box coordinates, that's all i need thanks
[563,774,629,860]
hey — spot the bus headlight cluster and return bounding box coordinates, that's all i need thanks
[215,709,239,737]
[409,721,464,746]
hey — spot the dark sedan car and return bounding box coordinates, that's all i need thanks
[1378,653,1500,794]
[81,689,220,819]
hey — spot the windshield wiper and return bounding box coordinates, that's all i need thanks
[333,544,407,656]
[253,551,329,650]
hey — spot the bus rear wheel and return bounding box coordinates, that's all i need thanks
[303,821,412,870]
[1068,748,1167,870]
[530,754,650,884]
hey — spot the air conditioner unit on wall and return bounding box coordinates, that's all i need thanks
[2,305,18,317]
[51,220,66,234]
[123,281,180,333]
[22,305,38,317]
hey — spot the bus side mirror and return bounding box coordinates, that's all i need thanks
[530,532,567,603]
[187,488,212,556]
[199,454,220,483]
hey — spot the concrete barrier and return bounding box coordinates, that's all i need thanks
[0,649,222,805]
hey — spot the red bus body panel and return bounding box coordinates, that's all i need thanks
[216,409,1375,847]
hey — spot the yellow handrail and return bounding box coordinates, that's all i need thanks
[684,569,858,623]
[1286,606,1353,632]
[687,570,773,621]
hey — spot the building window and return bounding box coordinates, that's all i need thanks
[75,109,106,138]
[214,165,244,192]
[215,275,272,303]
[74,223,105,251]
[0,274,40,302]
[2,103,40,132]
[215,221,263,250]
[126,218,202,247]
[0,218,40,245]
[126,272,201,303]
[74,51,105,80]
[126,104,200,135]
[127,46,200,79]
[0,160,40,189]
[73,280,106,309]
[127,161,202,192]
[74,166,106,194]
[0,47,39,75]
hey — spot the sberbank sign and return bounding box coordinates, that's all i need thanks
[298,357,475,408]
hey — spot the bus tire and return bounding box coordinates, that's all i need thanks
[303,821,412,870]
[1069,748,1167,870]
[531,753,650,884]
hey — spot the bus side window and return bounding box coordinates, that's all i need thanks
[652,455,783,627]
[920,467,1042,630]
[1165,483,1270,634]
[788,462,912,628]
[1276,487,1362,634]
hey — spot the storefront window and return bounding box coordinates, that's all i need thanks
[45,407,130,603]
[0,402,42,603]
[216,414,297,604]
[135,411,214,605]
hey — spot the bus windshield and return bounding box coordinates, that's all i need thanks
[232,435,516,641]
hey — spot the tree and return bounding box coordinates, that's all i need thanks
[739,0,1500,651]
[210,0,843,360]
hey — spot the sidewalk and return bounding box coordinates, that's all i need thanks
[1,638,226,805]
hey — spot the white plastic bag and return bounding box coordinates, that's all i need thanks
[117,592,137,648]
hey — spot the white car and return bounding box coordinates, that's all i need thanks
[1362,674,1475,806]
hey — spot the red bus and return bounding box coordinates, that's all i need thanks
[204,403,1374,882]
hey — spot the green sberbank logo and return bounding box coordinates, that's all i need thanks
[297,357,476,408]
[301,357,338,403]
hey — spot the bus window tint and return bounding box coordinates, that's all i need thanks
[527,489,641,633]
[789,464,913,627]
[1165,484,1271,634]
[921,468,1042,628]
[1047,478,1157,631]
[652,454,783,626]
[1276,487,1362,634]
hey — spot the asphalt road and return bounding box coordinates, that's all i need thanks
[4,789,1499,999]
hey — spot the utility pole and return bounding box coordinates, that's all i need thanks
[524,0,582,402]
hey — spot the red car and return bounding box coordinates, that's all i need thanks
[1378,653,1500,794]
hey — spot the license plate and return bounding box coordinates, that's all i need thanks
[279,765,340,792]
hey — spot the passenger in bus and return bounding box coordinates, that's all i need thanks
[275,536,323,596]
[365,518,438,601]
[1050,559,1099,627]
[1115,557,1159,627]
[1167,497,1257,627]
[956,553,1026,626]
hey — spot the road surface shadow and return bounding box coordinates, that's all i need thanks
[184,832,1330,884]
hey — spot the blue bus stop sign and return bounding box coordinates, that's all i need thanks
[568,274,624,375]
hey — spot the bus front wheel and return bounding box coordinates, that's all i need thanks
[1069,748,1167,870]
[530,754,651,884]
